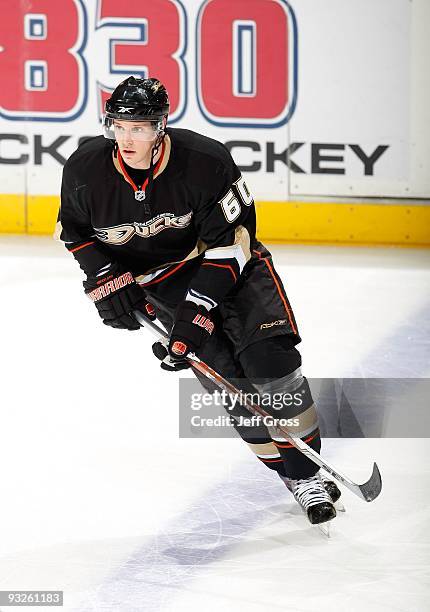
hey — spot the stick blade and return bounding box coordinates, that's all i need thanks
[359,462,382,502]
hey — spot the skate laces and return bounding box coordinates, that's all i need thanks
[290,475,332,509]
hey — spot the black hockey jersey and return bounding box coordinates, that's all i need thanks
[58,128,257,309]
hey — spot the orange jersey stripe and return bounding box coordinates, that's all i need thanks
[252,249,297,335]
[118,140,166,192]
[70,241,95,253]
[142,261,187,287]
[201,261,238,282]
[263,257,297,334]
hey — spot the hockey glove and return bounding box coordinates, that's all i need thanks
[84,264,156,330]
[152,301,214,371]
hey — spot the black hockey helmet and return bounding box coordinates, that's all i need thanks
[103,76,169,140]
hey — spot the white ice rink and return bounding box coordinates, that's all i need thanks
[0,236,429,612]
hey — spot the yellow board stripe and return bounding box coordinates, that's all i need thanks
[27,195,60,235]
[256,201,430,246]
[0,194,26,233]
[0,194,430,246]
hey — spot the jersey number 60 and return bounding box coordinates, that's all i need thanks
[220,175,254,223]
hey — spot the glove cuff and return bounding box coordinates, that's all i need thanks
[169,301,214,358]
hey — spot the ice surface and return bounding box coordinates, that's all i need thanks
[0,236,429,611]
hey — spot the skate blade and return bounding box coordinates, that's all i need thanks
[316,521,332,538]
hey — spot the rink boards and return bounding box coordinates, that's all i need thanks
[0,194,429,246]
[0,0,429,244]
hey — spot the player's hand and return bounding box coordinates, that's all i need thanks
[153,301,214,371]
[83,264,156,330]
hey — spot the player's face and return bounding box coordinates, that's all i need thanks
[114,120,160,166]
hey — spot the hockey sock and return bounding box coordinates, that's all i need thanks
[252,368,321,479]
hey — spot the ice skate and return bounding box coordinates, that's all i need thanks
[280,472,342,517]
[281,472,337,525]
[322,477,346,512]
[322,477,340,503]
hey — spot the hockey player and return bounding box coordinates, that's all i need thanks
[58,76,340,525]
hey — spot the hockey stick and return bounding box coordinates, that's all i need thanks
[134,311,382,502]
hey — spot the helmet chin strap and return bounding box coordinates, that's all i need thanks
[143,129,166,214]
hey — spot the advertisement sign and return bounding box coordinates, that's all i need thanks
[0,0,428,241]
